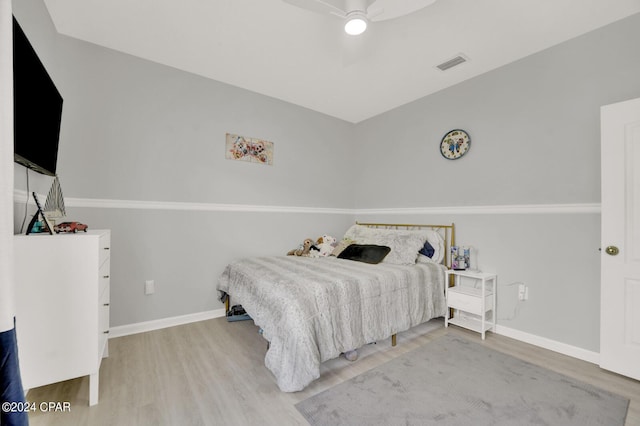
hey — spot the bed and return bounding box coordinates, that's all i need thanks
[217,222,454,392]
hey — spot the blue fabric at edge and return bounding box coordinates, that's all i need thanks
[1,319,28,426]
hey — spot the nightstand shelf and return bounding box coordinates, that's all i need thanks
[445,270,497,339]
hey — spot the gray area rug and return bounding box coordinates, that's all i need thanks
[296,335,629,426]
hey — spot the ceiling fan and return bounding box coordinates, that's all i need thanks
[282,0,438,35]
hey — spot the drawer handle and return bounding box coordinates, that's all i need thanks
[103,303,110,307]
[103,247,110,250]
[103,275,110,279]
[103,330,110,334]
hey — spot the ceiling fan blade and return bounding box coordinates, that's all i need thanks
[367,0,437,22]
[344,0,376,13]
[282,0,347,17]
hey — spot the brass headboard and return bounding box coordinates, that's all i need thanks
[356,222,455,268]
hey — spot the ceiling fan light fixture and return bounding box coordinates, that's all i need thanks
[344,12,367,35]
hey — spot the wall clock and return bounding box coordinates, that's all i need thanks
[440,129,471,160]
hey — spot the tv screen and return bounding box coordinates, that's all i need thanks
[13,16,63,177]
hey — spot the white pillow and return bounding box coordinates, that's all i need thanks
[343,225,429,265]
[417,254,437,264]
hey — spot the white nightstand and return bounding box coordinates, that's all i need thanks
[445,270,497,339]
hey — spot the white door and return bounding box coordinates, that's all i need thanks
[600,97,640,380]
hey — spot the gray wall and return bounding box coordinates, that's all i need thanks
[12,0,640,353]
[12,0,355,327]
[353,13,640,208]
[13,1,356,208]
[353,12,640,352]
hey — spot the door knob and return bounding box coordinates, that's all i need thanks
[605,246,619,256]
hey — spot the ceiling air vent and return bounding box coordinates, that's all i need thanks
[436,54,468,71]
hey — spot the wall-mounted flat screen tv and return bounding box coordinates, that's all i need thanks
[13,16,63,177]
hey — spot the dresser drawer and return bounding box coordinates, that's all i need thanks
[98,283,110,357]
[99,232,111,268]
[99,287,110,333]
[448,287,493,315]
[99,261,110,297]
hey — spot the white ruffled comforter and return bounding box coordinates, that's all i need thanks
[217,256,447,392]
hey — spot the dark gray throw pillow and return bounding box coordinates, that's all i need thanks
[337,244,391,264]
[419,240,435,258]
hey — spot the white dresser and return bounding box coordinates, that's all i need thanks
[14,229,111,406]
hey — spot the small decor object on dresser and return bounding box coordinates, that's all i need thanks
[440,129,470,160]
[54,221,88,233]
[26,192,53,235]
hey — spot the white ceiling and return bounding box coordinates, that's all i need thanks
[43,0,640,123]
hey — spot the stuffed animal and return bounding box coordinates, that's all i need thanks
[307,242,321,258]
[318,235,337,256]
[287,238,314,256]
[309,235,337,258]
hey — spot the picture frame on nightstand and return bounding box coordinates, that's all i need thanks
[450,246,471,270]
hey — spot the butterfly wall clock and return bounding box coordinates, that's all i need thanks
[440,129,471,160]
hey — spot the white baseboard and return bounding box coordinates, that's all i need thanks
[108,311,600,367]
[109,309,226,338]
[494,324,600,365]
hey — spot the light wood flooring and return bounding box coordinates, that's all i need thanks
[25,317,640,425]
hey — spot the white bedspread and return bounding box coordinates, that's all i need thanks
[217,256,447,392]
